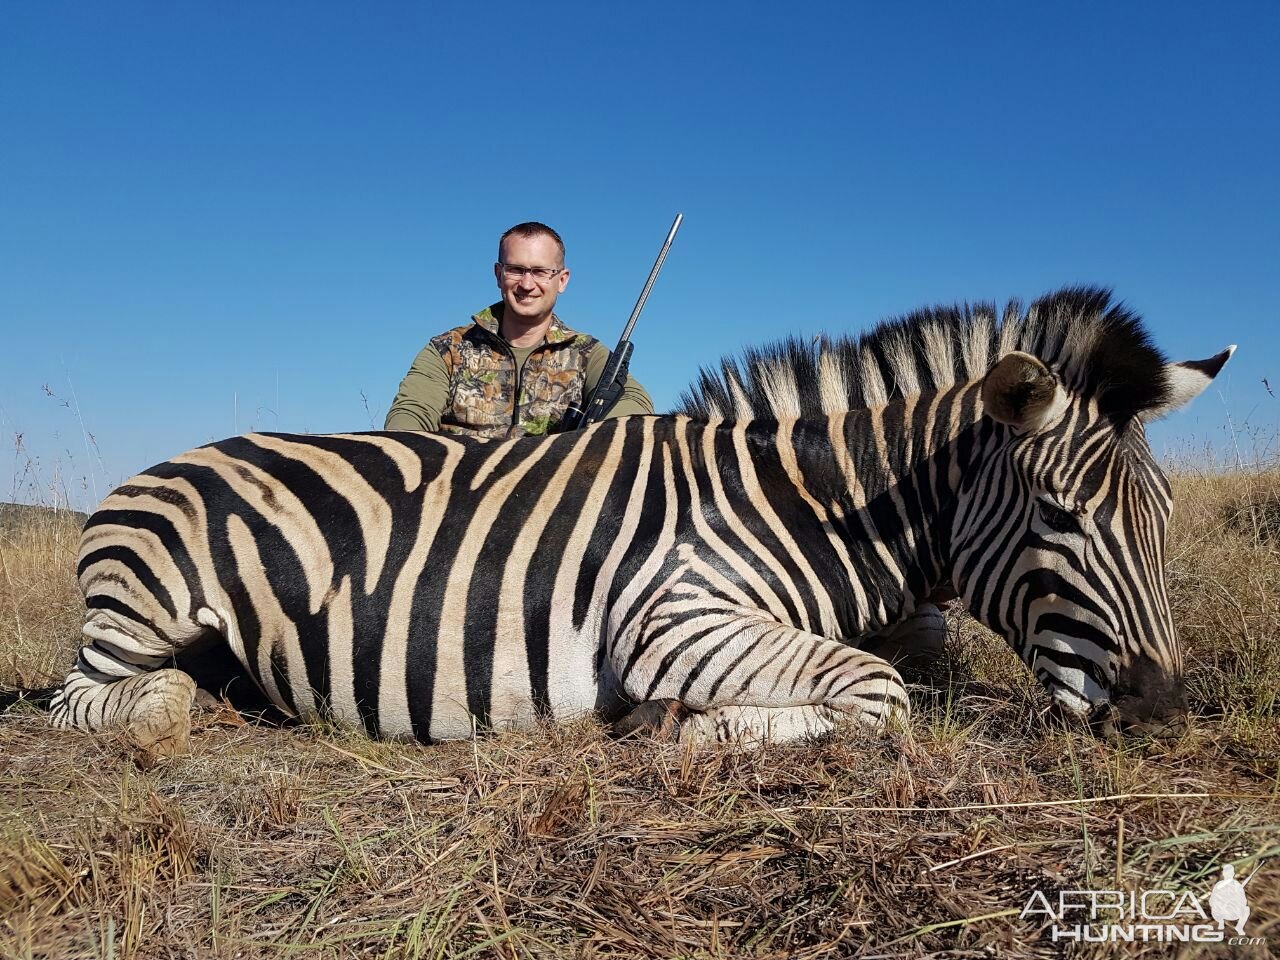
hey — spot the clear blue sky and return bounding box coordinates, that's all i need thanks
[3,2,1277,509]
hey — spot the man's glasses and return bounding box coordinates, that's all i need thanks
[498,262,563,283]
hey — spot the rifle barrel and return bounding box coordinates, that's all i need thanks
[618,213,683,345]
[560,213,683,431]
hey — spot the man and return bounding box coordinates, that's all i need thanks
[385,222,653,437]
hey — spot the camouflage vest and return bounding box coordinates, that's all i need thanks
[430,304,599,438]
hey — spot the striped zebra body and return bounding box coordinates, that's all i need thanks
[55,417,919,747]
[52,287,1231,750]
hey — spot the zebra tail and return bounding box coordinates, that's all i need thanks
[0,686,61,713]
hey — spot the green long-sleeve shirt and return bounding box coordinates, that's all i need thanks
[385,339,653,433]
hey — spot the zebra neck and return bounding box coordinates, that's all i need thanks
[774,384,984,632]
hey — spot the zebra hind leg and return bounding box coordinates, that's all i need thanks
[49,607,199,756]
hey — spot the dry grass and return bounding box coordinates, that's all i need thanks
[1,470,1278,958]
[1168,468,1280,724]
[0,504,84,689]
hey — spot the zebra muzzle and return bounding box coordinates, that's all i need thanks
[1089,694,1189,742]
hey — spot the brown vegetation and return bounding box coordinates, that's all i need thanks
[1,471,1277,958]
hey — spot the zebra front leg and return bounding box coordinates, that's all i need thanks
[617,608,910,740]
[858,602,947,667]
[50,608,198,755]
[610,701,841,745]
[678,704,844,745]
[611,701,880,746]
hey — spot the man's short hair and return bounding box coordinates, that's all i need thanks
[499,222,565,265]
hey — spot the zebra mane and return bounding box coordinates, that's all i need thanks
[675,286,1172,424]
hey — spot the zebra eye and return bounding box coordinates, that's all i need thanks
[1038,500,1082,535]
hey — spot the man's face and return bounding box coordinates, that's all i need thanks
[495,233,570,322]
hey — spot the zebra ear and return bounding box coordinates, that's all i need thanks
[1141,346,1236,422]
[981,351,1067,433]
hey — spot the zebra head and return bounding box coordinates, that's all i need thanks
[953,336,1233,738]
[677,287,1233,739]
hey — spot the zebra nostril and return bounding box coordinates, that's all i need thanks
[1111,687,1190,740]
[1117,711,1188,740]
[1105,662,1189,740]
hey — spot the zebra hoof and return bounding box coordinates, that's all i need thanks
[124,670,197,756]
[128,708,192,757]
[610,699,687,740]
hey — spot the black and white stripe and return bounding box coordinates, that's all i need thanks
[679,286,1232,732]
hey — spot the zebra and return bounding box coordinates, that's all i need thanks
[50,287,1230,752]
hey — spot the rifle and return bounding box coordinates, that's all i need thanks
[561,213,683,430]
